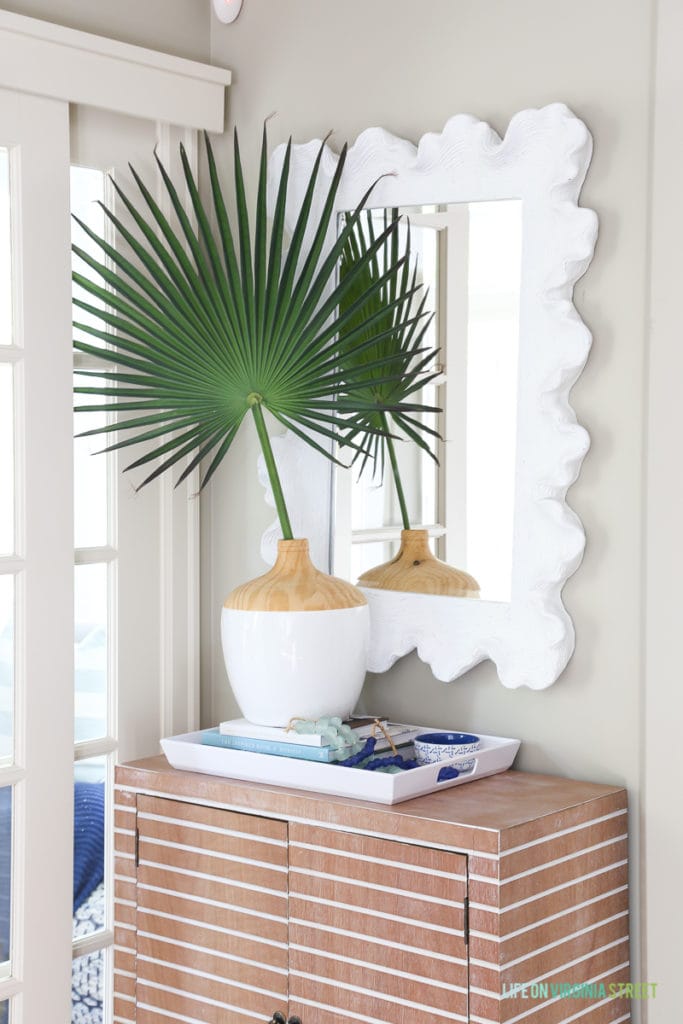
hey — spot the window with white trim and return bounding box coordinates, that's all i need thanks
[0,14,228,1022]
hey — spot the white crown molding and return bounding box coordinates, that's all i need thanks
[264,104,598,689]
[0,10,231,131]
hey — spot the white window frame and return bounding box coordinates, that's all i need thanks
[0,12,230,1022]
[0,88,75,1024]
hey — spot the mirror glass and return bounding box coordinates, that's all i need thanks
[333,199,522,602]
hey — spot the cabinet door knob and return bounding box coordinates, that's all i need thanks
[268,1014,302,1024]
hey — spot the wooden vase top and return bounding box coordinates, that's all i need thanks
[358,529,480,597]
[225,539,367,612]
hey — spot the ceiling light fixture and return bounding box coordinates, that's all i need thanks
[212,0,243,24]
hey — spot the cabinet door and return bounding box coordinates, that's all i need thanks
[288,823,469,1024]
[133,795,288,1023]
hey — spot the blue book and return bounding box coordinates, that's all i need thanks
[200,728,348,762]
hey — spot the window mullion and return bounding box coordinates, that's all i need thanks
[74,546,117,566]
[0,348,22,364]
[72,928,114,960]
[0,559,22,574]
[0,978,20,1001]
[74,738,117,762]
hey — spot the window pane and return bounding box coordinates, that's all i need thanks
[0,577,12,764]
[72,947,104,1024]
[348,212,439,535]
[351,438,435,532]
[72,164,110,551]
[0,1000,8,1024]
[0,149,11,346]
[74,565,108,743]
[0,366,13,556]
[74,379,109,550]
[73,757,106,945]
[0,786,11,968]
[351,539,399,581]
[71,166,106,344]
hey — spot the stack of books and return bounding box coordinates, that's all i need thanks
[200,717,423,763]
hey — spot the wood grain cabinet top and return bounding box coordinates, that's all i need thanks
[115,758,631,1024]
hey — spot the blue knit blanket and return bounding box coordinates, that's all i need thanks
[0,781,105,987]
[73,781,105,913]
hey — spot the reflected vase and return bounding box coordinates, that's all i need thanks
[221,539,369,726]
[358,529,480,597]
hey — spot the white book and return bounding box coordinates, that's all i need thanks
[218,718,326,746]
[349,722,425,752]
[218,715,394,748]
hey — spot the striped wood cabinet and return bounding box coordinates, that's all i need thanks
[114,759,630,1024]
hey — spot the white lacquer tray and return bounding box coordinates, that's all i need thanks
[161,729,520,805]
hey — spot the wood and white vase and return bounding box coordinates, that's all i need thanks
[221,538,369,726]
[358,528,480,597]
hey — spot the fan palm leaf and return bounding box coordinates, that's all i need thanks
[73,128,421,539]
[337,208,442,529]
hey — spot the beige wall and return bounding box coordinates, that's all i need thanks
[0,0,210,61]
[644,0,683,1016]
[205,0,663,1018]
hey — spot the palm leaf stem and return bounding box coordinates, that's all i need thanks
[250,399,293,539]
[382,411,411,531]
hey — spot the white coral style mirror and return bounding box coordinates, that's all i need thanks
[263,104,597,689]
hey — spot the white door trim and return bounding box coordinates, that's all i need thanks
[0,10,230,132]
[0,87,75,1024]
[155,124,202,742]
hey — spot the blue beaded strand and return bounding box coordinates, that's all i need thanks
[363,753,419,771]
[337,738,420,774]
[337,737,377,766]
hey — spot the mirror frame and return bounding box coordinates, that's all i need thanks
[262,104,598,689]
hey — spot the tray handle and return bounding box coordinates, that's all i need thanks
[435,755,479,784]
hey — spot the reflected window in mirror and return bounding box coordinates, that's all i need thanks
[334,199,522,602]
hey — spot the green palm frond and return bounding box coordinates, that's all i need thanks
[337,208,442,529]
[73,127,418,538]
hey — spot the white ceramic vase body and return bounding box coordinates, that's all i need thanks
[221,539,369,727]
[221,605,369,726]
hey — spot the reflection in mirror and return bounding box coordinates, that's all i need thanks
[334,199,522,602]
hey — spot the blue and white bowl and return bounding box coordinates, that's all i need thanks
[413,731,481,770]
